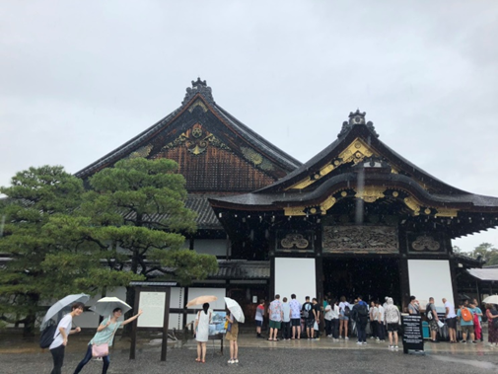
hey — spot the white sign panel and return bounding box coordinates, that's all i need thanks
[408,259,454,308]
[275,257,316,302]
[137,291,166,328]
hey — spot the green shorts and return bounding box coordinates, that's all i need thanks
[269,320,281,329]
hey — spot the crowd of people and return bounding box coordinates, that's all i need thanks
[255,293,498,351]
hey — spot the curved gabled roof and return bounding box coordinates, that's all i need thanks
[210,110,498,215]
[76,79,301,180]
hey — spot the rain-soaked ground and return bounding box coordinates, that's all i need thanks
[2,330,498,373]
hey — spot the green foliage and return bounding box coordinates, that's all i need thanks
[82,158,217,286]
[469,242,498,266]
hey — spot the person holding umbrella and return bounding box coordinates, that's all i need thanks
[224,297,244,364]
[194,303,212,363]
[73,299,143,374]
[49,302,84,374]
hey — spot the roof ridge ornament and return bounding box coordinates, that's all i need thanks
[182,77,215,105]
[337,109,379,138]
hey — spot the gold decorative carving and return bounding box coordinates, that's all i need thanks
[403,196,421,215]
[281,234,309,249]
[341,191,348,197]
[240,147,275,171]
[320,196,337,214]
[284,206,306,216]
[128,144,153,159]
[392,191,399,197]
[355,187,386,203]
[287,138,377,190]
[411,235,441,251]
[161,123,231,155]
[188,99,208,113]
[435,208,458,218]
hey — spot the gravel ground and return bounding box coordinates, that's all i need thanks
[2,345,498,374]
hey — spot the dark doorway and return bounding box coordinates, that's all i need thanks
[322,257,401,303]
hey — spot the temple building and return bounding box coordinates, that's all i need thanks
[76,79,498,327]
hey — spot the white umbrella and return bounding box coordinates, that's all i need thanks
[41,293,90,330]
[483,295,498,304]
[90,297,132,317]
[224,297,245,323]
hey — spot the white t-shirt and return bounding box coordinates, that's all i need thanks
[377,305,385,322]
[331,304,340,320]
[49,314,72,350]
[445,301,457,318]
[324,305,333,321]
[339,301,351,312]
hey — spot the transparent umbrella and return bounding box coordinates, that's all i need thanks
[41,293,89,330]
[90,297,132,317]
[224,297,245,323]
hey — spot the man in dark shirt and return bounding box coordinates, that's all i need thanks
[302,296,314,339]
[352,295,369,345]
[312,298,321,340]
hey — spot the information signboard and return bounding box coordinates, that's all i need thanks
[402,314,424,354]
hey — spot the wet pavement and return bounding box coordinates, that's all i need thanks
[2,331,498,373]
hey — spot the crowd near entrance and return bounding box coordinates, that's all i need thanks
[322,257,401,304]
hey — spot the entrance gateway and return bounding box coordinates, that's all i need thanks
[210,109,498,310]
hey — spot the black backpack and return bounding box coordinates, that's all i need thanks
[344,305,351,317]
[357,304,368,318]
[303,303,312,319]
[39,321,58,349]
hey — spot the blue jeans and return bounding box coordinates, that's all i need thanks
[73,344,110,374]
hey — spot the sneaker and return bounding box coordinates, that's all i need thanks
[389,345,394,350]
[461,340,467,344]
[345,337,349,340]
[394,346,399,351]
[357,341,363,345]
[327,334,332,338]
[376,337,380,341]
[228,359,234,364]
[472,341,477,344]
[362,341,367,345]
[234,359,239,364]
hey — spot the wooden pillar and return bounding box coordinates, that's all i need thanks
[398,228,410,310]
[315,223,324,303]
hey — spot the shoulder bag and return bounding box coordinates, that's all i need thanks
[92,322,119,358]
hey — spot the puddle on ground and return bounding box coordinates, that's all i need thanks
[432,355,497,370]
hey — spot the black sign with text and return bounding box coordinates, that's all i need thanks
[402,315,424,353]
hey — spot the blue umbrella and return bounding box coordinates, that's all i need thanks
[40,293,89,330]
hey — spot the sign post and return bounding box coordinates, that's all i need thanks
[129,282,176,361]
[401,314,424,354]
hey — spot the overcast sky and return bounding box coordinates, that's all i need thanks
[1,1,497,252]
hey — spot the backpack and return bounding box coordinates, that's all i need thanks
[357,304,368,318]
[344,305,351,317]
[39,321,58,349]
[426,303,433,320]
[303,303,312,319]
[461,308,472,322]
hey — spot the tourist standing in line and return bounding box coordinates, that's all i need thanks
[281,297,291,340]
[73,308,143,374]
[456,301,475,343]
[442,297,457,343]
[254,299,265,338]
[225,312,239,364]
[312,298,321,340]
[268,295,283,341]
[425,297,439,343]
[384,297,400,351]
[352,296,369,345]
[324,298,333,338]
[338,296,351,340]
[49,302,84,374]
[289,294,301,339]
[471,299,483,341]
[376,300,386,342]
[407,296,420,315]
[302,296,314,339]
[485,304,498,346]
[194,303,212,363]
[369,300,378,340]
